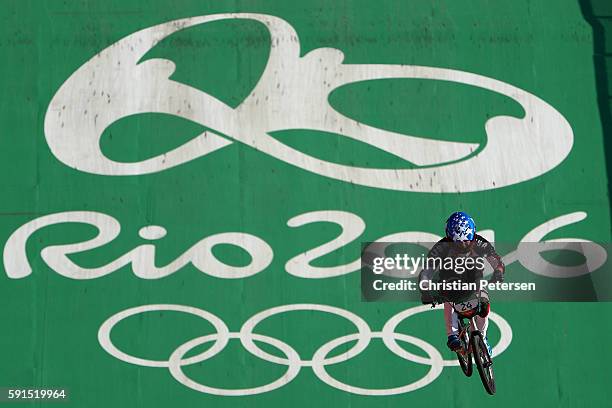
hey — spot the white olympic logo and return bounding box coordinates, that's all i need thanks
[98,303,512,396]
[46,13,573,193]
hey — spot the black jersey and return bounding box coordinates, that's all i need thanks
[420,234,505,302]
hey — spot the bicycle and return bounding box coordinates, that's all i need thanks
[433,290,496,395]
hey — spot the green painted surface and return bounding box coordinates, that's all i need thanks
[0,0,610,406]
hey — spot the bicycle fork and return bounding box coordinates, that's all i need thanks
[470,317,493,368]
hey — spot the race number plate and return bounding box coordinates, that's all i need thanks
[454,298,480,313]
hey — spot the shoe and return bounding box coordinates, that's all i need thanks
[447,334,461,351]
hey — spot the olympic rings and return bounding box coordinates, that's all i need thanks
[98,303,513,396]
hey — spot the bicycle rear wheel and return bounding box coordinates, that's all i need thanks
[472,332,496,395]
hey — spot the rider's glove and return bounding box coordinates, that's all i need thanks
[489,270,504,284]
[420,291,434,305]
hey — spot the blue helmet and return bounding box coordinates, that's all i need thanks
[445,212,476,241]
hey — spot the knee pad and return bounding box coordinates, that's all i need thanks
[479,301,490,318]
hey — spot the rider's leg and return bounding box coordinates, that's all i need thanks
[475,314,489,337]
[444,302,459,335]
[475,305,493,356]
[444,302,461,350]
[475,296,490,337]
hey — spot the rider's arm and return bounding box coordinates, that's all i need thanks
[477,237,505,283]
[418,268,435,304]
[419,240,447,304]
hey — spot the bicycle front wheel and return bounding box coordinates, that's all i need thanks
[472,332,496,395]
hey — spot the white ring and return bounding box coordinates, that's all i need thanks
[98,304,230,367]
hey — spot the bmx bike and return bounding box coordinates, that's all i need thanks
[434,291,496,395]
